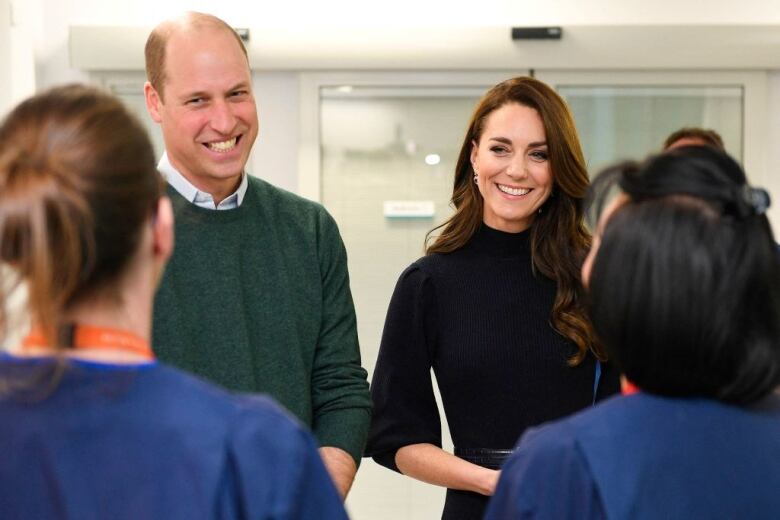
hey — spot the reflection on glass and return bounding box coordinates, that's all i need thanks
[321,88,481,373]
[322,86,486,519]
[558,85,743,172]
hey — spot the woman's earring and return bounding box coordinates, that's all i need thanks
[473,166,479,184]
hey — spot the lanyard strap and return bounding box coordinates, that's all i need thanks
[22,325,154,361]
[592,360,602,405]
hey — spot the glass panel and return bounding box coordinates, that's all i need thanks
[108,84,166,159]
[558,85,743,172]
[321,87,482,374]
[320,86,483,520]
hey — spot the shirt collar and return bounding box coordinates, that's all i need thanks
[157,152,248,210]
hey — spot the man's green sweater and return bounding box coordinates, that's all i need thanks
[153,177,371,465]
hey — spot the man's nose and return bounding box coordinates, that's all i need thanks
[210,100,236,135]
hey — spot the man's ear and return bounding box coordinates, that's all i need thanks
[144,81,163,123]
[153,196,174,264]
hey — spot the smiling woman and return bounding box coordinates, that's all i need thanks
[365,76,621,520]
[471,102,553,232]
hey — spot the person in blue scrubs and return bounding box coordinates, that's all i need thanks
[485,146,780,519]
[0,85,347,520]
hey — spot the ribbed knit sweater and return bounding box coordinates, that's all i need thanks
[153,177,371,465]
[366,224,619,519]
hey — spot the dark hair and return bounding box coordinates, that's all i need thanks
[145,12,248,100]
[426,76,600,365]
[0,84,163,352]
[588,146,780,405]
[663,127,725,151]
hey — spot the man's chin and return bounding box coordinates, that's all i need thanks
[200,158,247,178]
[205,152,249,172]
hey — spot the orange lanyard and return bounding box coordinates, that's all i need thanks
[622,380,640,395]
[22,325,154,361]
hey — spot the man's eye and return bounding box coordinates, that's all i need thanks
[186,98,204,105]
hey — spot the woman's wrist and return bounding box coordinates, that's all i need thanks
[472,466,500,496]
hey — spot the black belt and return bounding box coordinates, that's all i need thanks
[454,447,514,470]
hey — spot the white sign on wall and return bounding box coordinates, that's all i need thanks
[383,200,435,218]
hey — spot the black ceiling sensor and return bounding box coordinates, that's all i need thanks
[511,27,563,40]
[235,28,250,43]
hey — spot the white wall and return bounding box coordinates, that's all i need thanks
[0,0,11,117]
[32,0,780,91]
[8,0,36,106]
[251,72,299,192]
[769,71,780,220]
[34,0,780,34]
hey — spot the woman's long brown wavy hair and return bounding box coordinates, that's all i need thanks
[426,76,603,365]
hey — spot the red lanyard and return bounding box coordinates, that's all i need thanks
[22,325,155,361]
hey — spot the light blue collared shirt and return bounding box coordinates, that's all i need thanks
[157,152,249,210]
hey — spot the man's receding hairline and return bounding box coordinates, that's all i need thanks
[148,12,249,98]
[161,16,246,53]
[163,11,238,36]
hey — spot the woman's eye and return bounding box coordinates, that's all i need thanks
[530,150,549,161]
[490,146,509,154]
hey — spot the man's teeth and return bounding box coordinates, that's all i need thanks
[207,137,237,152]
[497,184,530,196]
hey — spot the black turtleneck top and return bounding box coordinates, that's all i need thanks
[366,224,620,520]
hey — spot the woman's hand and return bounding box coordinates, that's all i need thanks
[396,443,501,496]
[476,467,501,496]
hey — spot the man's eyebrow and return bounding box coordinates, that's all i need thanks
[179,90,208,100]
[226,82,251,92]
[177,82,251,100]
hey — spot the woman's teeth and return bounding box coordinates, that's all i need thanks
[497,184,530,196]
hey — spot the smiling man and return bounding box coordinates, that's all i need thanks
[143,12,370,498]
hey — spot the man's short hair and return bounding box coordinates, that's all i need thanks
[144,12,249,100]
[663,127,725,151]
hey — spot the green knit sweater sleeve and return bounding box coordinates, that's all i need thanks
[311,208,372,466]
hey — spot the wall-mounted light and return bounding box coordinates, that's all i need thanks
[425,153,441,166]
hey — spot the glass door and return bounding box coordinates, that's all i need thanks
[308,72,520,520]
[535,70,767,181]
[320,85,483,358]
